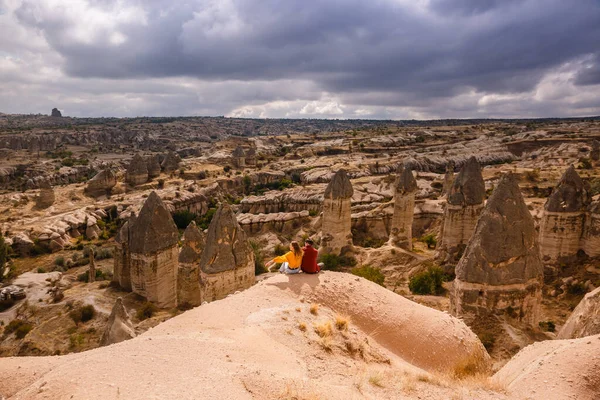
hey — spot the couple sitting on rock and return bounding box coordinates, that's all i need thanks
[265,239,323,274]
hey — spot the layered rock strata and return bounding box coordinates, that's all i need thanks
[389,165,417,249]
[129,192,179,308]
[539,165,590,263]
[199,204,254,302]
[451,173,544,326]
[321,169,354,255]
[177,222,205,307]
[437,156,485,264]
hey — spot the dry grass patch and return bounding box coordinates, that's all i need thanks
[334,314,349,330]
[368,373,385,388]
[298,322,307,332]
[309,303,319,315]
[313,321,332,338]
[295,307,302,312]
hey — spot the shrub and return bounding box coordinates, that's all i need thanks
[478,332,496,352]
[579,157,593,170]
[196,208,216,230]
[523,169,540,182]
[273,244,287,256]
[137,302,158,320]
[334,314,349,331]
[318,254,357,271]
[249,241,267,275]
[308,209,319,217]
[172,210,196,230]
[362,237,386,249]
[409,266,446,295]
[420,234,437,249]
[95,248,113,260]
[54,256,65,267]
[351,265,385,286]
[69,305,96,324]
[539,321,556,332]
[567,282,587,296]
[4,319,33,339]
[37,267,46,273]
[157,179,165,189]
[223,165,232,173]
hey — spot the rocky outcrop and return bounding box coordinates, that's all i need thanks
[35,181,55,209]
[237,210,310,234]
[451,173,544,327]
[437,156,485,264]
[161,151,181,173]
[146,155,161,178]
[129,192,179,308]
[126,154,148,186]
[232,146,246,168]
[389,165,417,249]
[51,108,62,117]
[539,165,590,263]
[85,169,117,198]
[557,287,600,339]
[100,298,136,346]
[321,169,354,255]
[177,222,204,307]
[199,204,255,302]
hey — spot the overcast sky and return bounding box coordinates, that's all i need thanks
[1,0,599,119]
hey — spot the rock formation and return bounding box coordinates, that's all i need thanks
[582,200,600,257]
[100,298,136,346]
[245,147,257,166]
[51,108,62,117]
[591,139,600,162]
[539,165,590,263]
[88,246,96,283]
[161,151,181,173]
[450,173,544,326]
[389,165,417,249]
[320,169,354,255]
[442,160,455,196]
[35,181,55,209]
[437,156,485,264]
[129,192,179,307]
[113,215,135,291]
[232,146,246,168]
[126,154,149,186]
[85,169,117,197]
[146,155,161,178]
[178,222,205,307]
[199,204,254,302]
[557,286,600,339]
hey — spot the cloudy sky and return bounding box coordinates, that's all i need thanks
[1,0,599,119]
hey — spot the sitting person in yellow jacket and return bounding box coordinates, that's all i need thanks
[265,241,304,274]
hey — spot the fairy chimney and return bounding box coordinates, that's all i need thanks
[539,165,590,263]
[232,146,246,169]
[389,165,418,249]
[437,157,485,264]
[113,214,135,291]
[100,298,136,346]
[450,173,544,327]
[557,287,600,339]
[126,154,149,186]
[147,155,161,178]
[178,221,205,307]
[161,151,181,173]
[245,147,257,167]
[129,192,179,308]
[321,169,354,255]
[591,140,600,162]
[199,204,254,302]
[442,160,455,196]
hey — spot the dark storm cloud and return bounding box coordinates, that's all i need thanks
[14,0,600,100]
[2,0,600,118]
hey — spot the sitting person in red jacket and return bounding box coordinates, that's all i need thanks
[300,239,324,274]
